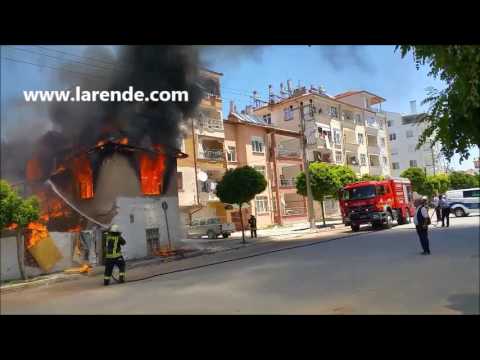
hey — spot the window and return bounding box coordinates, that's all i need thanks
[177,172,183,191]
[357,133,364,145]
[387,120,393,127]
[409,160,417,167]
[263,113,272,124]
[255,196,269,214]
[382,156,388,166]
[251,136,264,153]
[335,151,343,163]
[254,165,266,177]
[406,130,414,138]
[342,110,353,121]
[227,146,236,162]
[180,138,186,153]
[333,129,341,145]
[389,133,396,141]
[360,154,367,166]
[284,106,294,121]
[146,228,160,256]
[392,162,400,170]
[464,189,480,198]
[329,106,338,118]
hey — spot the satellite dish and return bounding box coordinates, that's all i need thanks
[198,171,208,182]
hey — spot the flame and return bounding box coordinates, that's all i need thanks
[25,222,49,249]
[6,223,18,230]
[67,225,81,233]
[26,158,42,182]
[72,154,94,199]
[139,146,166,195]
[117,137,128,145]
[96,140,106,147]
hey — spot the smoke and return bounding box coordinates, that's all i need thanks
[2,45,205,182]
[198,45,266,67]
[317,46,375,73]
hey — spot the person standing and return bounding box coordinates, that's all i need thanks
[248,215,257,238]
[439,194,450,227]
[414,196,431,255]
[103,224,126,286]
[432,194,441,225]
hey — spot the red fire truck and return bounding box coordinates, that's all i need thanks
[339,177,416,232]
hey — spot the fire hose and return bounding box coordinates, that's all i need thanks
[45,179,109,229]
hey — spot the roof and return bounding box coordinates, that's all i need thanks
[225,112,301,137]
[335,90,386,104]
[401,113,427,124]
[230,111,268,125]
[199,67,223,76]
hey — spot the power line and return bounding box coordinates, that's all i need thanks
[35,45,125,68]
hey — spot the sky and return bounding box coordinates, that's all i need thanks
[1,45,478,171]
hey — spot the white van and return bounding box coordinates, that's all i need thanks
[445,188,480,217]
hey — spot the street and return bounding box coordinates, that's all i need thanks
[1,216,479,314]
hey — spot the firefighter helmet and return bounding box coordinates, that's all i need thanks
[110,224,120,232]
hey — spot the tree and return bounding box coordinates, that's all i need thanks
[400,167,427,195]
[424,174,450,198]
[359,174,385,181]
[296,162,341,226]
[0,180,40,280]
[330,164,358,189]
[397,46,480,161]
[448,171,480,190]
[215,166,267,244]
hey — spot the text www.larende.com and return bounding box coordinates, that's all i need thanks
[23,86,189,103]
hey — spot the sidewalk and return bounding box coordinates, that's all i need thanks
[0,219,348,294]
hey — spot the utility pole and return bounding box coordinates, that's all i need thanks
[298,101,316,229]
[431,143,436,175]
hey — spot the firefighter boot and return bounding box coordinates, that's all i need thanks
[104,278,110,286]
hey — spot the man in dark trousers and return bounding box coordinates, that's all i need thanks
[103,224,126,285]
[248,215,257,238]
[439,194,450,227]
[414,196,431,255]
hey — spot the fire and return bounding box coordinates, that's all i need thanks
[96,140,106,147]
[117,137,128,145]
[26,158,42,182]
[67,225,81,233]
[6,223,18,230]
[72,154,94,199]
[25,222,49,249]
[139,146,166,195]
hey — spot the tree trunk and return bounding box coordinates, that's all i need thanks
[239,204,245,244]
[16,229,27,280]
[321,198,326,227]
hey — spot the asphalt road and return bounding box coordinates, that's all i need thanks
[2,216,479,314]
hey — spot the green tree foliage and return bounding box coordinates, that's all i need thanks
[397,46,480,161]
[330,164,358,189]
[400,167,427,195]
[296,162,341,226]
[216,166,267,243]
[0,180,40,280]
[448,171,480,190]
[359,174,385,181]
[424,174,450,198]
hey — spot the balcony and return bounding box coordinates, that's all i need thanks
[198,149,225,161]
[344,142,359,153]
[369,166,382,176]
[277,148,301,159]
[279,178,296,188]
[367,145,380,155]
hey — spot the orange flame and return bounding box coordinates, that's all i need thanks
[6,223,18,230]
[117,137,128,145]
[25,222,49,249]
[72,154,94,199]
[139,146,166,195]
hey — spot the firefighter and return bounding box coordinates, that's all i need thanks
[248,215,257,238]
[103,224,126,286]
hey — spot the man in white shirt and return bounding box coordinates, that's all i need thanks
[414,196,431,255]
[439,195,450,227]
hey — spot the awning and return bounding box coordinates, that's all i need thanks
[316,123,331,131]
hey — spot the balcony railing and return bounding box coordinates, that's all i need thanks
[283,206,307,216]
[367,145,380,154]
[279,178,296,188]
[198,149,224,161]
[277,148,301,158]
[344,142,359,153]
[369,165,382,176]
[199,117,223,132]
[343,119,356,129]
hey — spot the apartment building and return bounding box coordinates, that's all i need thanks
[386,101,447,176]
[253,86,392,179]
[177,69,227,227]
[224,108,309,229]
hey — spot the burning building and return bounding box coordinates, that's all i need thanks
[1,46,208,280]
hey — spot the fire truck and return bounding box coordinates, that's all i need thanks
[339,177,416,232]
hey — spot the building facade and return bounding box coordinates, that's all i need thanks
[386,106,447,176]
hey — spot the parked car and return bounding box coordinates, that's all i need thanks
[445,188,480,217]
[186,217,236,239]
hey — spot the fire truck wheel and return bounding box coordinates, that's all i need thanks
[351,224,360,232]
